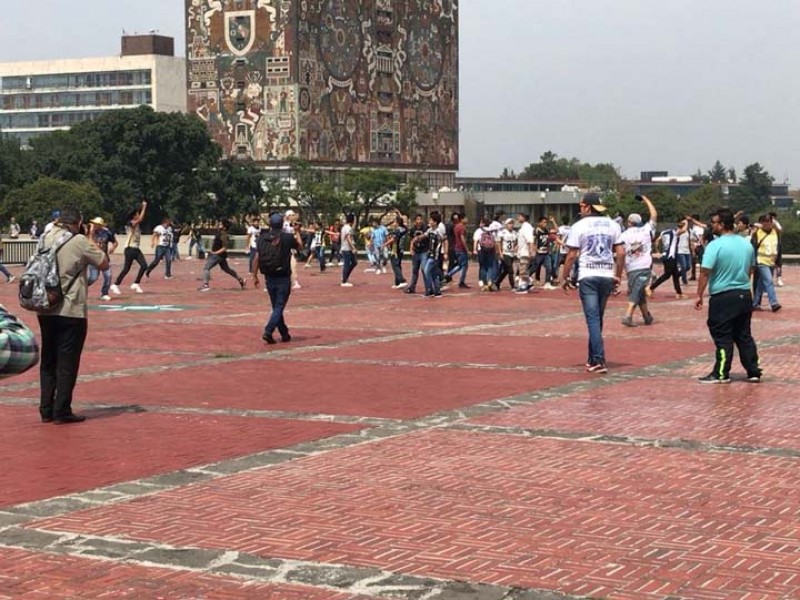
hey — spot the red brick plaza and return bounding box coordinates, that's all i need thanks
[1,257,798,599]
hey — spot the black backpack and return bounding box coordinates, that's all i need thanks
[257,231,284,276]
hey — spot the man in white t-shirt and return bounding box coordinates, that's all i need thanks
[145,216,174,279]
[619,196,658,327]
[561,193,625,374]
[246,218,261,273]
[515,213,535,293]
[340,213,357,287]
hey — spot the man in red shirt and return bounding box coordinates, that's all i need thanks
[443,213,471,289]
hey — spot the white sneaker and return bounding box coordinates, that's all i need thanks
[293,282,302,290]
[7,276,15,284]
[397,282,408,289]
[478,280,484,288]
[543,283,557,290]
[131,283,143,294]
[364,267,375,273]
[100,295,111,301]
[185,256,193,260]
[110,284,121,295]
[777,277,784,287]
[341,282,354,287]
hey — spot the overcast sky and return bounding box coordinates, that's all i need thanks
[1,1,798,185]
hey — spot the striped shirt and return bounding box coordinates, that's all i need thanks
[0,305,39,379]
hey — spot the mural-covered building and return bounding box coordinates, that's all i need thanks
[185,0,458,187]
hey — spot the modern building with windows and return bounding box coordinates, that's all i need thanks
[185,0,459,188]
[0,35,186,147]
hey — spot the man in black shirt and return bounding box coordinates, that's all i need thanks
[199,219,245,292]
[404,214,429,295]
[252,213,302,344]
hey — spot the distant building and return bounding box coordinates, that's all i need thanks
[185,0,459,188]
[0,35,186,147]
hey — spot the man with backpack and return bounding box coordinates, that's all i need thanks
[473,217,499,291]
[252,213,302,344]
[27,207,107,424]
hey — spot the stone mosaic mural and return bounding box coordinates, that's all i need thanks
[186,0,458,170]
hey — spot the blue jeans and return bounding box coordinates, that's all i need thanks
[315,247,327,272]
[447,250,469,285]
[341,251,357,283]
[754,265,779,308]
[423,255,442,295]
[579,277,615,366]
[264,277,291,338]
[677,253,691,284]
[0,263,11,280]
[87,265,112,296]
[189,237,203,258]
[477,250,496,284]
[147,245,172,277]
[408,252,425,292]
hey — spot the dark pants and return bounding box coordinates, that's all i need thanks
[38,315,88,419]
[496,255,516,289]
[329,243,341,264]
[707,290,760,379]
[447,250,469,285]
[341,251,357,283]
[203,254,240,285]
[146,245,172,277]
[408,251,426,292]
[390,253,405,286]
[264,277,291,339]
[532,253,555,283]
[115,247,147,285]
[423,255,442,295]
[315,247,327,272]
[650,258,682,295]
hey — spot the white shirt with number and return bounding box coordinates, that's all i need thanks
[565,216,622,280]
[497,229,518,256]
[153,225,173,247]
[247,226,260,249]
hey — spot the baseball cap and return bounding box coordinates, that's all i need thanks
[284,209,296,218]
[581,192,607,213]
[269,213,284,228]
[504,218,514,225]
[89,217,106,227]
[627,213,643,226]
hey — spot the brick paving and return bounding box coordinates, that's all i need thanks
[0,258,797,599]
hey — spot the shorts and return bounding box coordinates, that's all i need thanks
[627,269,652,304]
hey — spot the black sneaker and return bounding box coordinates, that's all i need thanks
[698,374,731,384]
[405,288,416,294]
[262,333,277,345]
[458,283,470,289]
[746,373,762,383]
[643,313,654,326]
[772,304,782,313]
[280,334,292,343]
[238,278,246,289]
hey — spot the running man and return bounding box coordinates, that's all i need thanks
[198,219,246,292]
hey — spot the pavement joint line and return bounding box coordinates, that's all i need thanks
[0,527,581,600]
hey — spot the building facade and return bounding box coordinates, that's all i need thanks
[0,36,186,147]
[186,0,458,187]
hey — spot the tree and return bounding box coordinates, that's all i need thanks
[730,162,774,216]
[197,158,265,223]
[0,177,103,226]
[707,160,727,183]
[520,151,621,188]
[28,106,222,228]
[341,168,404,227]
[289,159,345,224]
[0,135,34,201]
[727,168,737,183]
[681,184,724,219]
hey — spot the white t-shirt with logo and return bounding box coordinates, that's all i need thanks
[619,221,655,272]
[517,221,534,258]
[247,225,260,249]
[565,216,623,280]
[153,225,173,247]
[497,229,518,256]
[557,225,571,254]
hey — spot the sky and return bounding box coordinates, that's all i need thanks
[1,1,799,185]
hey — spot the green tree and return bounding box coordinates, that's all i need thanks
[289,159,345,224]
[28,106,221,228]
[341,168,404,227]
[727,167,737,183]
[730,162,773,215]
[707,160,727,183]
[0,135,34,201]
[198,158,265,223]
[0,177,102,226]
[681,184,725,219]
[520,151,621,188]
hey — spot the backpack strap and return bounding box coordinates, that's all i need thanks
[51,233,82,297]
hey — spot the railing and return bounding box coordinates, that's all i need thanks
[1,239,38,265]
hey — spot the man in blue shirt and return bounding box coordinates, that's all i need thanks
[695,208,761,384]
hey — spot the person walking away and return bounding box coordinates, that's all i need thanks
[198,220,246,292]
[385,215,408,289]
[695,208,761,384]
[751,214,781,312]
[110,200,148,295]
[405,214,429,295]
[619,196,657,327]
[495,218,518,291]
[246,218,261,273]
[445,213,470,289]
[474,217,498,291]
[145,215,174,279]
[87,218,118,301]
[252,213,302,344]
[0,304,39,379]
[36,208,108,423]
[561,193,625,374]
[648,220,686,299]
[340,214,358,287]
